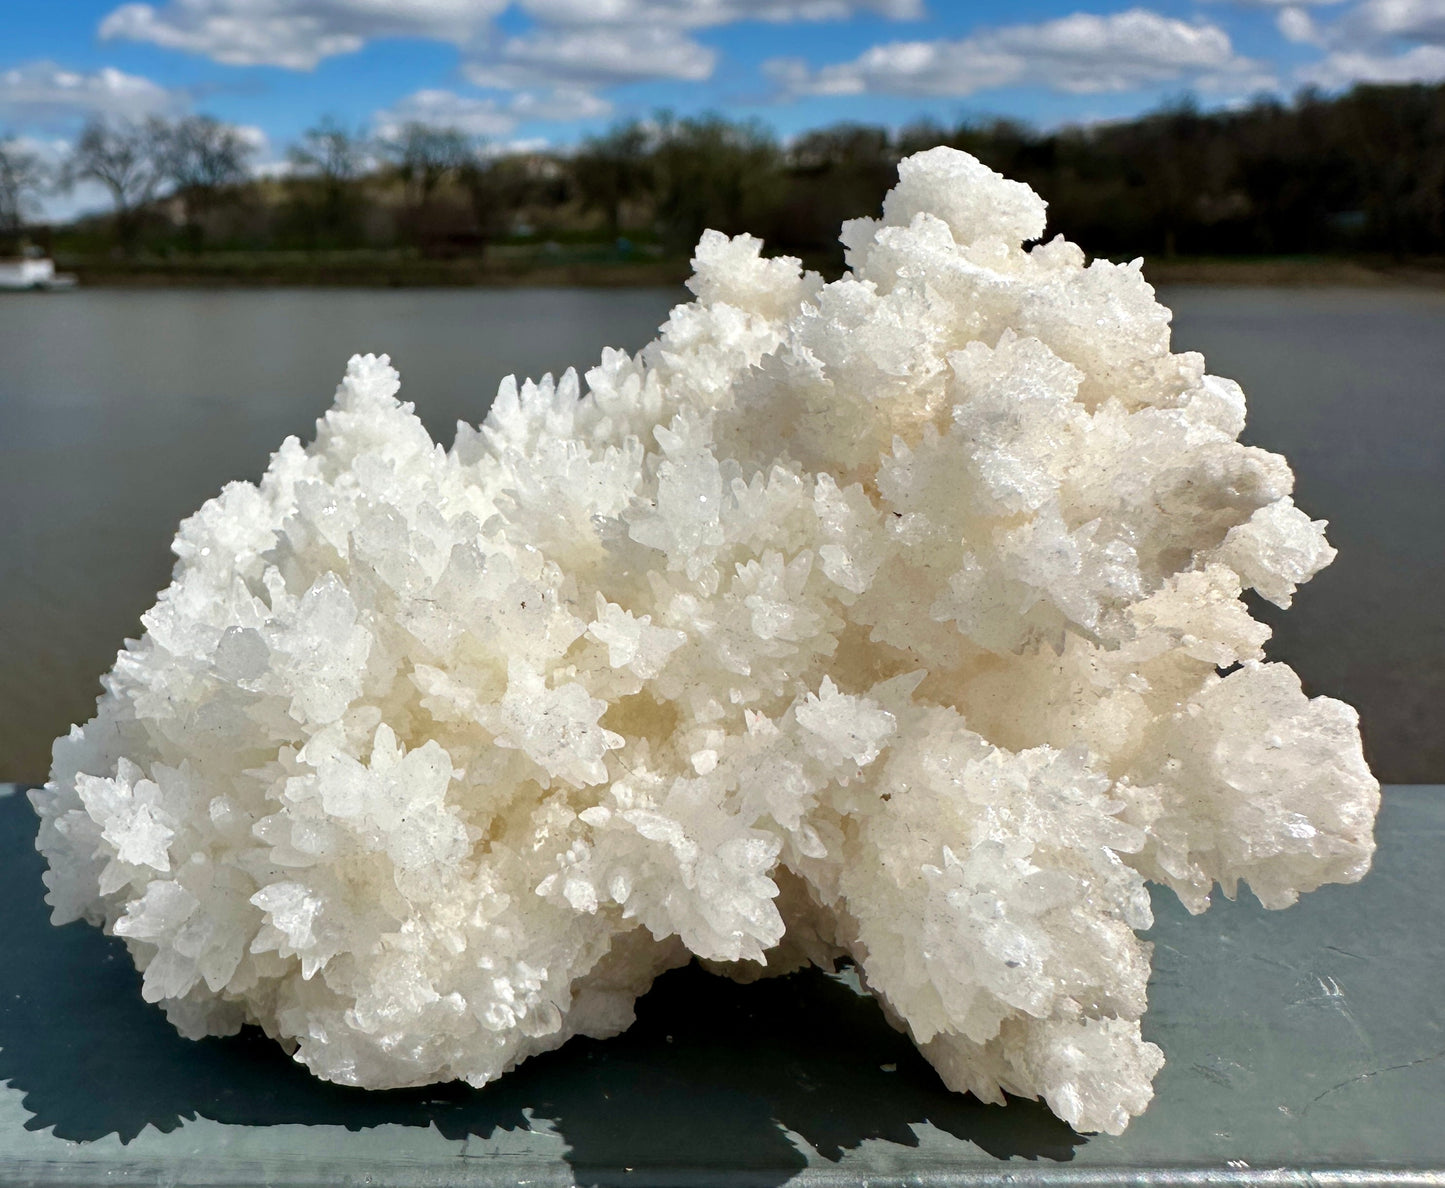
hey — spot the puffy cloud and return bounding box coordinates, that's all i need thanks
[2,133,70,166]
[1283,0,1445,88]
[766,9,1266,98]
[464,25,716,89]
[374,91,517,139]
[373,87,611,140]
[507,88,614,121]
[98,0,921,75]
[1200,0,1346,6]
[517,0,922,26]
[1298,41,1445,82]
[1277,7,1326,43]
[233,123,270,152]
[100,0,508,70]
[0,62,180,129]
[1334,0,1445,44]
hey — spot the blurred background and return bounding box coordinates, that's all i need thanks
[1,0,1441,785]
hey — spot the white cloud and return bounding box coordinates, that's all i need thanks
[1277,7,1325,43]
[489,135,551,155]
[508,88,614,121]
[465,25,716,88]
[1199,0,1346,7]
[1298,40,1445,81]
[233,123,269,152]
[5,133,70,164]
[517,0,922,27]
[766,9,1267,98]
[373,87,611,140]
[100,0,508,70]
[0,62,180,129]
[1335,0,1445,44]
[375,90,523,139]
[1281,0,1445,88]
[97,0,921,74]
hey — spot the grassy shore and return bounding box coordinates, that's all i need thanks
[56,247,1445,289]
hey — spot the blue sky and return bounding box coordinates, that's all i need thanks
[4,0,1445,216]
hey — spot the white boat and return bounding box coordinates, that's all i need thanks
[0,257,77,291]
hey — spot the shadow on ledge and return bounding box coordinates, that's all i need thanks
[0,792,1084,1183]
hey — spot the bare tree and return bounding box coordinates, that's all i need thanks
[0,137,50,238]
[289,118,365,183]
[65,117,170,251]
[383,122,472,211]
[162,115,253,248]
[287,118,366,241]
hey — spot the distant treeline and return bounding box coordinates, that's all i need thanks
[3,81,1444,267]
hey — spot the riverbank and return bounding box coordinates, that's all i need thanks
[55,248,1445,289]
[1139,255,1445,288]
[59,247,692,289]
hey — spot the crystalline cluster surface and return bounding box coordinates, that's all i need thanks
[33,148,1378,1135]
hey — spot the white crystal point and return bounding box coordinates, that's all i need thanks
[33,147,1378,1135]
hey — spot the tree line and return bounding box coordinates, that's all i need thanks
[3,81,1444,265]
[1,115,254,249]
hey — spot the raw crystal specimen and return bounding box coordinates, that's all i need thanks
[32,147,1378,1136]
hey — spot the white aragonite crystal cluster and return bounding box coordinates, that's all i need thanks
[33,147,1378,1136]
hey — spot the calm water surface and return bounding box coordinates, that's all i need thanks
[1,285,1440,782]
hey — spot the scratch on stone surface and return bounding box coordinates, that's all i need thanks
[1311,974,1373,1047]
[1305,1050,1445,1111]
[1324,944,1367,960]
[1192,1062,1232,1088]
